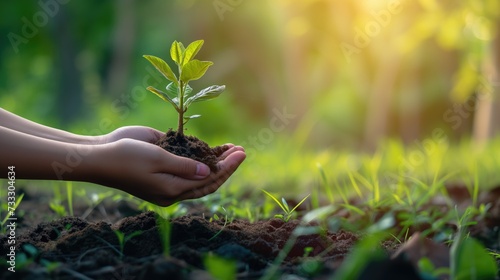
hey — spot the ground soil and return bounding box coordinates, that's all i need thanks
[155,130,229,172]
[1,185,499,279]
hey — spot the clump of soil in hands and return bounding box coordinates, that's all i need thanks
[155,129,229,172]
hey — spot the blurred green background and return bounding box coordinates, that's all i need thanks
[1,0,499,151]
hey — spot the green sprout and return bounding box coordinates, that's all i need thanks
[143,40,225,136]
[261,190,310,222]
[114,230,142,259]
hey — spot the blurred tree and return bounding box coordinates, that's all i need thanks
[105,0,136,98]
[400,0,500,147]
[52,4,84,126]
[0,0,498,148]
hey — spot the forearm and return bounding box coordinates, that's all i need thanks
[0,108,99,144]
[0,126,101,181]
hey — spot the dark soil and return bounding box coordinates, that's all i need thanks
[1,185,499,279]
[155,130,229,172]
[0,211,362,279]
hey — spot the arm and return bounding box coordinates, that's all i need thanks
[0,108,98,144]
[0,126,96,180]
[0,126,246,206]
[0,108,166,145]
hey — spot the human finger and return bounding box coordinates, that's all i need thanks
[174,150,246,201]
[156,150,211,180]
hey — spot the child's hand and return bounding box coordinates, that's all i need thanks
[90,138,245,206]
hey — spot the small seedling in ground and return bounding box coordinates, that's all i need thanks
[209,206,231,241]
[66,182,73,216]
[49,203,67,217]
[261,190,310,222]
[114,230,143,259]
[143,40,229,171]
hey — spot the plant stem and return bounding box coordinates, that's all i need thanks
[178,81,185,135]
[178,109,184,136]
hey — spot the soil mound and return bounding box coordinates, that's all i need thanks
[155,130,229,172]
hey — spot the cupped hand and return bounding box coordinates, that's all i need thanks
[91,138,245,206]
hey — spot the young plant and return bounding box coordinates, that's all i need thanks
[208,206,231,242]
[114,230,143,259]
[143,40,225,135]
[261,190,310,222]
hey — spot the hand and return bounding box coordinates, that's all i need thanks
[99,126,164,144]
[91,138,245,206]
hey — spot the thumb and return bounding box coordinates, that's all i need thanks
[159,151,211,180]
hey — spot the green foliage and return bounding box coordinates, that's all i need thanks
[154,206,175,257]
[332,234,386,280]
[49,202,67,217]
[66,182,73,216]
[451,234,498,280]
[143,40,225,134]
[418,257,450,279]
[208,206,231,241]
[49,184,75,218]
[114,230,143,259]
[261,189,310,222]
[2,244,61,272]
[203,253,237,280]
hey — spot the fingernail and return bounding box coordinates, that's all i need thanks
[196,163,210,177]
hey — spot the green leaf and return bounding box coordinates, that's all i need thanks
[184,85,225,108]
[262,189,287,214]
[180,60,213,83]
[290,194,310,213]
[367,212,395,233]
[451,236,498,280]
[143,55,177,85]
[418,257,442,278]
[22,244,39,257]
[204,253,237,280]
[124,231,143,243]
[146,86,179,109]
[170,41,185,66]
[165,82,179,97]
[274,214,284,220]
[281,198,290,213]
[182,40,204,66]
[165,82,192,98]
[301,205,335,224]
[293,226,323,236]
[333,233,385,280]
[114,231,125,244]
[340,203,365,215]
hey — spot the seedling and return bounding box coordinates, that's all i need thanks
[49,202,67,217]
[143,40,225,136]
[208,206,231,241]
[261,190,310,222]
[114,230,143,259]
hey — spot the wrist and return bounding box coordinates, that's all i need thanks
[74,143,109,184]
